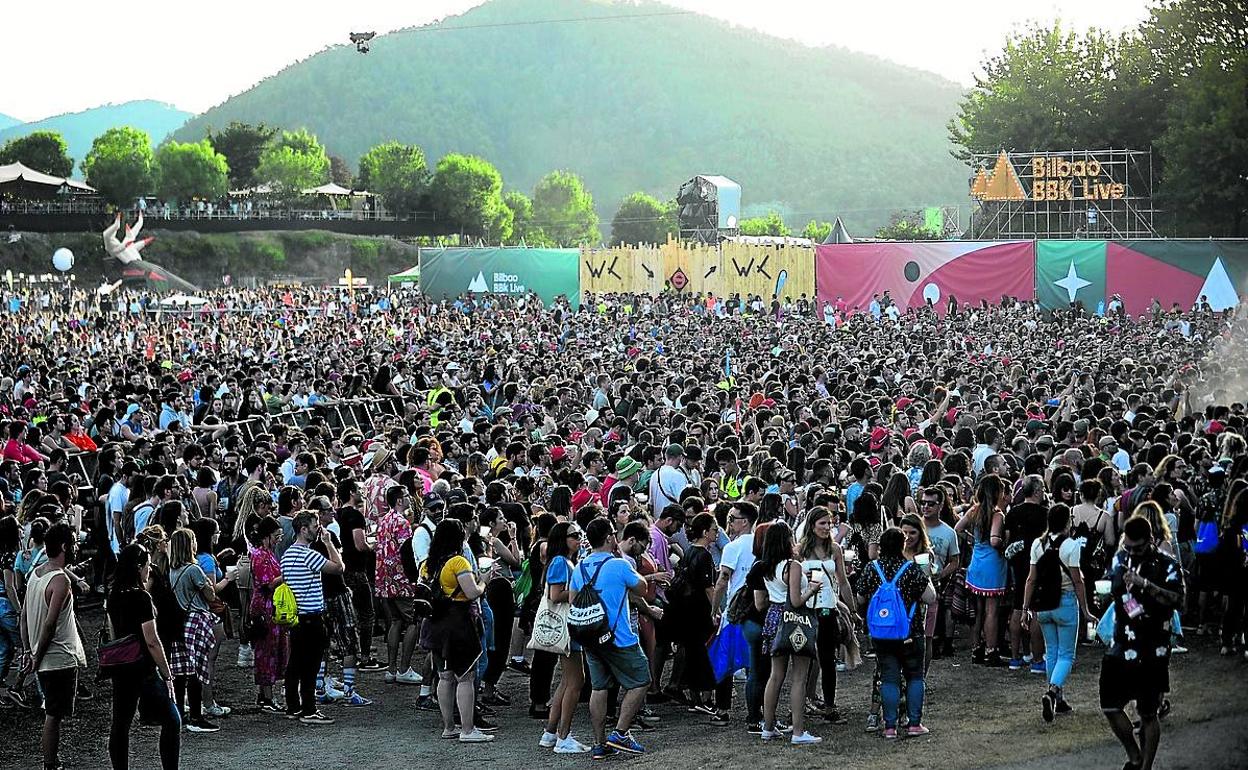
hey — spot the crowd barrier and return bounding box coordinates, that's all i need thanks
[61,397,404,489]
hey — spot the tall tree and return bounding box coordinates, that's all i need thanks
[503,190,546,245]
[255,128,329,201]
[738,211,789,236]
[329,155,353,187]
[430,153,512,241]
[154,139,229,203]
[800,220,833,242]
[610,192,676,245]
[82,126,154,206]
[357,141,429,215]
[205,121,276,188]
[531,170,601,246]
[0,130,73,177]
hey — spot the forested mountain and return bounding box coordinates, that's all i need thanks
[0,100,191,175]
[173,0,966,231]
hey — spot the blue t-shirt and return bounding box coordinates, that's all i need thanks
[846,481,865,518]
[545,554,572,586]
[569,551,641,648]
[196,553,221,581]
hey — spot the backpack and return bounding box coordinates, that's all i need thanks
[567,558,617,649]
[1194,519,1220,555]
[1031,535,1071,612]
[124,503,154,545]
[273,583,300,626]
[866,560,914,641]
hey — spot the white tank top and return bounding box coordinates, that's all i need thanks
[765,560,809,605]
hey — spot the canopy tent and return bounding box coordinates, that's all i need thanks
[305,182,353,196]
[388,263,420,284]
[0,161,95,197]
[822,217,854,245]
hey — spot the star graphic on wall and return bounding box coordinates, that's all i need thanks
[1054,261,1091,302]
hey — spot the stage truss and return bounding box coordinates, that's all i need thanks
[967,148,1158,240]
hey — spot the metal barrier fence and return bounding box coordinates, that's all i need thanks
[62,396,405,488]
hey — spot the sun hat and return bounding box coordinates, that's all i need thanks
[615,456,642,480]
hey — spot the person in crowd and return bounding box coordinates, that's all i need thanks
[1100,516,1185,770]
[422,518,493,743]
[956,474,1009,667]
[20,523,85,770]
[247,517,287,712]
[1022,503,1094,722]
[758,521,823,745]
[796,505,853,724]
[918,486,960,663]
[0,515,20,706]
[857,526,936,739]
[570,518,662,758]
[107,543,182,769]
[280,510,344,724]
[167,527,222,732]
[537,521,590,753]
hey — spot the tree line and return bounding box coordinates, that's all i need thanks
[1,123,699,246]
[948,0,1247,236]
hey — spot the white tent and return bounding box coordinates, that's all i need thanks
[159,293,210,307]
[304,182,354,196]
[0,161,95,193]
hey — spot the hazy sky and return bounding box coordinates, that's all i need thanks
[1,0,1152,122]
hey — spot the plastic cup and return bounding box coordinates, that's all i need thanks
[1095,579,1112,596]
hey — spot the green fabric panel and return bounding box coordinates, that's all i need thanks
[923,207,943,234]
[1113,240,1217,277]
[419,248,581,308]
[1035,240,1106,310]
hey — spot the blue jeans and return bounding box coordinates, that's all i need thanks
[741,619,771,723]
[1037,591,1079,688]
[0,598,19,683]
[477,595,495,680]
[875,637,925,729]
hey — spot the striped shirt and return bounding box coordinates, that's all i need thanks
[279,543,328,614]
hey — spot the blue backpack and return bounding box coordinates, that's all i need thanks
[1194,519,1220,555]
[867,561,915,641]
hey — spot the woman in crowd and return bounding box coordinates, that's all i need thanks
[758,521,822,745]
[669,512,722,720]
[167,528,221,733]
[858,527,935,739]
[956,473,1009,667]
[107,543,182,769]
[0,515,20,706]
[247,517,287,712]
[480,507,522,708]
[190,469,218,521]
[796,505,852,724]
[422,518,493,743]
[537,521,589,753]
[525,512,558,718]
[188,517,234,718]
[1021,503,1092,723]
[741,522,774,733]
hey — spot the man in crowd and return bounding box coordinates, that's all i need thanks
[280,510,345,724]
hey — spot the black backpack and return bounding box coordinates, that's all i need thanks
[399,536,436,619]
[567,558,618,649]
[1031,535,1071,612]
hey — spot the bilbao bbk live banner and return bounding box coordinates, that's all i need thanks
[814,241,1035,314]
[419,248,581,308]
[1035,240,1248,313]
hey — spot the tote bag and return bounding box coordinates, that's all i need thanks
[528,592,571,656]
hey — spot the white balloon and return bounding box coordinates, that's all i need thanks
[52,248,75,272]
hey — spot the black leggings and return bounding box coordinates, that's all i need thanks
[816,612,840,707]
[172,676,202,721]
[530,649,557,706]
[111,673,181,769]
[483,578,515,687]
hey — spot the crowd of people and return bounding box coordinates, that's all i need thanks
[0,279,1244,770]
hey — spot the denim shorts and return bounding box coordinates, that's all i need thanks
[585,643,651,691]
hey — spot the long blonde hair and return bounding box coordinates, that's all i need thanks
[1128,501,1172,544]
[169,527,197,569]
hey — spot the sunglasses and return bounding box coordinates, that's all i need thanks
[567,530,582,538]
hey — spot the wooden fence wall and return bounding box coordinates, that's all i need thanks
[580,241,818,299]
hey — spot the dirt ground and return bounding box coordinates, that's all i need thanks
[3,604,1245,770]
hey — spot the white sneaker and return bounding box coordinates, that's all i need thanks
[459,729,495,743]
[554,736,591,754]
[205,702,232,718]
[384,671,397,684]
[733,669,748,682]
[539,730,558,748]
[321,683,345,701]
[791,731,823,745]
[395,669,421,685]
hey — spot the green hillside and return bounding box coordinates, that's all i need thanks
[173,0,967,233]
[0,100,192,176]
[0,113,20,131]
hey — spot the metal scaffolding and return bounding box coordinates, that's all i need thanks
[967,148,1158,240]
